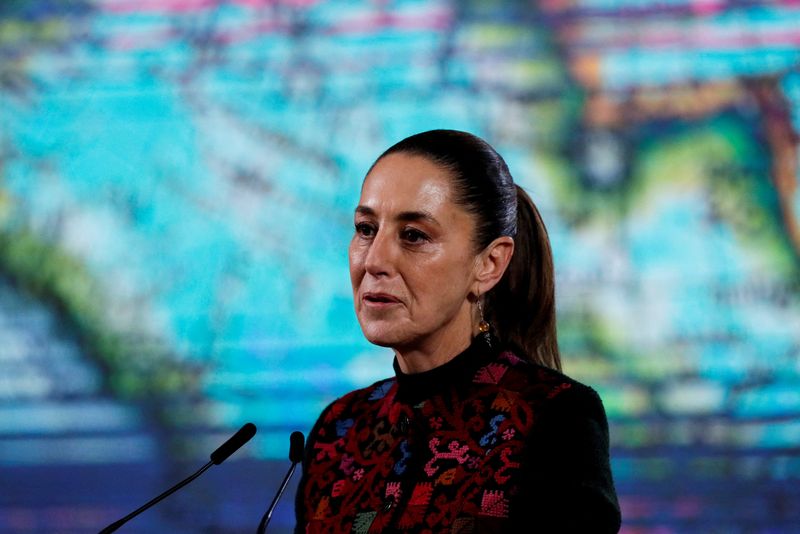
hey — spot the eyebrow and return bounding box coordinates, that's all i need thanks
[355,205,441,227]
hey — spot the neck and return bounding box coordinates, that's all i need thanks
[393,311,478,374]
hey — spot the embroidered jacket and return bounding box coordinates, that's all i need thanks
[294,336,621,533]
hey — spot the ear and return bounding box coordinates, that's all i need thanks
[471,236,514,297]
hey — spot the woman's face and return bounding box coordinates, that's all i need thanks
[349,152,481,352]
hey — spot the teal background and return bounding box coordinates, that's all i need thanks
[1,1,800,532]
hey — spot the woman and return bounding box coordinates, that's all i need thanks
[294,130,621,533]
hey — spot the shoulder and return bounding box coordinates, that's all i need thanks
[485,349,608,422]
[307,376,398,439]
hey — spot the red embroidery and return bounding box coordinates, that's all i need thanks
[473,362,508,384]
[325,401,346,422]
[314,438,342,461]
[385,481,402,500]
[409,482,434,506]
[547,382,572,399]
[298,348,589,533]
[480,490,509,518]
[494,448,521,484]
[331,479,347,497]
[499,350,524,365]
[424,437,470,476]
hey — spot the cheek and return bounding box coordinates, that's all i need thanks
[409,255,470,306]
[348,240,364,285]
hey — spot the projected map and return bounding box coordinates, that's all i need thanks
[1,0,799,532]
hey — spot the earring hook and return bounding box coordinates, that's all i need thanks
[476,298,491,348]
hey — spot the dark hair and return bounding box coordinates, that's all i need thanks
[374,129,561,371]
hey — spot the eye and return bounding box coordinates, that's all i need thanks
[401,227,429,244]
[355,222,376,238]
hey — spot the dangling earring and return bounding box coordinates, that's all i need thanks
[476,298,492,348]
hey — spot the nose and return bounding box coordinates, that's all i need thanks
[364,227,396,277]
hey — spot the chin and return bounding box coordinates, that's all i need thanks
[361,329,401,348]
[364,336,395,348]
[359,321,408,348]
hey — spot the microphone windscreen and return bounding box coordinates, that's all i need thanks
[210,422,257,465]
[289,431,305,463]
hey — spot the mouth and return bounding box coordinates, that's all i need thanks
[362,292,402,306]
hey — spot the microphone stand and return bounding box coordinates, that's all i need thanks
[256,461,299,534]
[98,422,257,534]
[256,431,305,534]
[99,461,213,534]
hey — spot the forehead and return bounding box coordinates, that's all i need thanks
[359,152,454,212]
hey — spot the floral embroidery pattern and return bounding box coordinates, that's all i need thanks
[296,352,579,533]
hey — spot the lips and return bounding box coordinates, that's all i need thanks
[362,292,402,304]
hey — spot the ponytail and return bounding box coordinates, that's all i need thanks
[485,185,561,371]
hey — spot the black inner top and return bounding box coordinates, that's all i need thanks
[392,334,496,405]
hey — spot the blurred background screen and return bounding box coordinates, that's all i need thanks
[1,0,799,533]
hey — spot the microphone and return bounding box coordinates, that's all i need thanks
[211,422,258,464]
[256,431,305,534]
[99,422,257,534]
